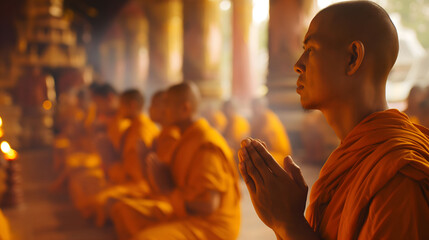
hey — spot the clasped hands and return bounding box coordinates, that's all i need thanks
[238,138,309,239]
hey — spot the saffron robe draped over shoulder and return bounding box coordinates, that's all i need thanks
[306,109,429,240]
[154,125,180,164]
[111,119,241,240]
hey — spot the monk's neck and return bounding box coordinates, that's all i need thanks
[176,116,198,134]
[322,101,388,141]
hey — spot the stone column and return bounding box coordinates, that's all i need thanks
[232,0,253,103]
[267,0,314,111]
[183,0,223,99]
[266,0,314,129]
[146,0,183,96]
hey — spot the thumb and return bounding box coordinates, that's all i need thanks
[283,156,307,190]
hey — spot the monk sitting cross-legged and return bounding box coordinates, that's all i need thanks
[239,1,429,240]
[109,82,241,240]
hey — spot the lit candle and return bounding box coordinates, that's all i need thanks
[1,141,18,161]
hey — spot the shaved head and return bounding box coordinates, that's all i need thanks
[167,81,201,115]
[317,1,399,80]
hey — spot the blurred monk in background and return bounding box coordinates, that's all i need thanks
[404,85,425,124]
[92,89,159,225]
[250,97,291,165]
[149,90,180,165]
[222,100,250,163]
[110,82,241,240]
[239,1,429,239]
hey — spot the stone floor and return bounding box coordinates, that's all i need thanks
[3,147,323,240]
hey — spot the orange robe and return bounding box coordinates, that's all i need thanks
[154,125,181,164]
[110,119,241,240]
[207,110,228,133]
[306,109,429,239]
[0,210,10,240]
[251,109,291,164]
[224,114,250,160]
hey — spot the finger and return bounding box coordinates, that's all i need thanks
[251,139,285,176]
[254,139,268,148]
[284,156,308,190]
[241,147,264,185]
[238,160,256,193]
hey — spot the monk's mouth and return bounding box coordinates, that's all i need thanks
[296,85,304,94]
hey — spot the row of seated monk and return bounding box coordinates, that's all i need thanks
[51,81,292,240]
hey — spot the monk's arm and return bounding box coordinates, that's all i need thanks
[184,145,229,216]
[358,173,429,239]
[186,190,221,216]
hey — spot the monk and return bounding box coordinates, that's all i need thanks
[110,82,241,240]
[239,1,429,239]
[149,90,180,164]
[222,100,250,163]
[91,89,159,226]
[404,85,425,124]
[107,89,159,183]
[250,97,292,164]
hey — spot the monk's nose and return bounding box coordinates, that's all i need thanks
[294,62,304,74]
[294,55,305,74]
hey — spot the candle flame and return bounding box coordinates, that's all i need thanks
[1,141,17,160]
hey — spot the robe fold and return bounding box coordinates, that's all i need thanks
[154,126,180,164]
[306,109,429,240]
[111,119,241,240]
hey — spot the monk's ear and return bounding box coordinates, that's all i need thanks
[347,40,364,76]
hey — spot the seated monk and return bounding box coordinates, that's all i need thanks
[238,2,429,239]
[250,97,291,164]
[109,82,241,240]
[404,85,425,124]
[107,89,159,183]
[91,89,160,226]
[149,90,180,164]
[222,100,250,163]
[202,103,228,133]
[90,83,129,171]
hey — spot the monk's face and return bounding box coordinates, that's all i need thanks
[118,98,140,119]
[149,95,165,124]
[164,91,188,126]
[294,11,348,110]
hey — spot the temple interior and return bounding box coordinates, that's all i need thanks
[0,0,428,239]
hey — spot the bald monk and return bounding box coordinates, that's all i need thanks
[250,97,292,164]
[92,89,159,226]
[149,90,180,164]
[110,82,241,240]
[239,2,429,239]
[108,89,159,183]
[222,100,250,162]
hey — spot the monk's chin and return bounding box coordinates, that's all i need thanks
[300,100,318,110]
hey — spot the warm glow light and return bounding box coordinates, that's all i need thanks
[252,0,269,24]
[0,129,3,138]
[220,0,231,11]
[0,117,2,128]
[43,100,52,110]
[5,149,17,161]
[1,141,17,160]
[1,141,11,154]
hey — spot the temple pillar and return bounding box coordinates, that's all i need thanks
[183,0,223,99]
[146,0,183,96]
[266,0,315,153]
[232,0,253,103]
